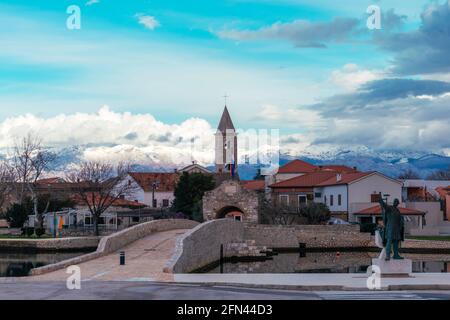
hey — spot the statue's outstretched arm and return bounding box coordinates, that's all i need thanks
[378,192,387,210]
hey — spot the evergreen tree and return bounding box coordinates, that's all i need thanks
[173,172,215,220]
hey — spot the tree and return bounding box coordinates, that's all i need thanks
[4,196,75,229]
[173,172,215,221]
[427,166,450,180]
[259,199,301,225]
[259,199,330,225]
[7,133,57,229]
[66,161,138,236]
[0,161,14,211]
[298,202,331,224]
[398,169,420,179]
[5,203,28,228]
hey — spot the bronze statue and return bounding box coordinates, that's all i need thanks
[378,193,404,260]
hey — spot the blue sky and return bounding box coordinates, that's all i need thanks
[0,0,449,162]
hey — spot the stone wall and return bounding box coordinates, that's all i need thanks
[243,224,298,248]
[30,219,199,275]
[243,224,372,249]
[165,219,245,273]
[225,240,270,258]
[97,218,199,254]
[202,180,259,223]
[291,224,372,248]
[0,237,100,252]
[165,221,375,273]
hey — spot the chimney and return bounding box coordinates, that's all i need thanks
[353,166,357,171]
[336,173,342,182]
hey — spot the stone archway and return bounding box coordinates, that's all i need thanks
[216,206,244,220]
[202,180,259,223]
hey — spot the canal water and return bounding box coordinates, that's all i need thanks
[0,252,91,277]
[206,251,450,274]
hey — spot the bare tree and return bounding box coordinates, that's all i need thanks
[7,133,56,228]
[427,166,450,180]
[398,169,420,180]
[66,161,138,236]
[0,161,14,212]
[259,199,300,225]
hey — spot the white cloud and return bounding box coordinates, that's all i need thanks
[255,104,325,130]
[329,64,385,91]
[136,14,160,30]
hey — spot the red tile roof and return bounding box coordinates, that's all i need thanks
[72,194,146,208]
[37,177,66,184]
[354,205,425,216]
[316,172,373,186]
[241,180,265,191]
[269,171,338,188]
[129,172,179,192]
[317,165,358,173]
[277,159,318,174]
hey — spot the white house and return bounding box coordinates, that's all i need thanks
[125,172,180,208]
[314,171,403,222]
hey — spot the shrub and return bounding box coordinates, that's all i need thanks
[21,227,35,237]
[5,204,29,228]
[35,228,45,237]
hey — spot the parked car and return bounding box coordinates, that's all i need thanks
[327,218,350,225]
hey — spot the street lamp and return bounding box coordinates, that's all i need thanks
[152,180,160,208]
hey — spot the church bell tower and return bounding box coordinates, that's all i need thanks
[215,105,238,177]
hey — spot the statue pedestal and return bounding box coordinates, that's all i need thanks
[371,258,412,276]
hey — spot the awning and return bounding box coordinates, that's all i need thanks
[354,205,425,216]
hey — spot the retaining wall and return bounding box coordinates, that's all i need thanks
[30,219,199,275]
[292,225,372,248]
[0,237,100,252]
[165,221,374,273]
[165,219,244,274]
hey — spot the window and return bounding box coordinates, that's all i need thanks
[330,195,334,206]
[314,192,322,198]
[279,195,289,206]
[338,194,342,206]
[298,195,307,207]
[371,193,381,203]
[234,215,242,222]
[162,199,169,207]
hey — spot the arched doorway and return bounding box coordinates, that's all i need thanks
[216,206,244,221]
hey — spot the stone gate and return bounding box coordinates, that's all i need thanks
[202,180,259,223]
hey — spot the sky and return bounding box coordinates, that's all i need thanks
[0,0,449,166]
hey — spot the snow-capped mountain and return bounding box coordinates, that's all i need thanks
[2,144,449,180]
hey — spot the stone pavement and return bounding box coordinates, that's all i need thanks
[22,229,190,283]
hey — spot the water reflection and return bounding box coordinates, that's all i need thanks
[0,252,90,277]
[207,252,450,274]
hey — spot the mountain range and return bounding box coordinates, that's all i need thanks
[41,144,450,181]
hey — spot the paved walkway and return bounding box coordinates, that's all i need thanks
[23,229,189,282]
[173,273,450,291]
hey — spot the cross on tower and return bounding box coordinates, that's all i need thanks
[223,94,229,106]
